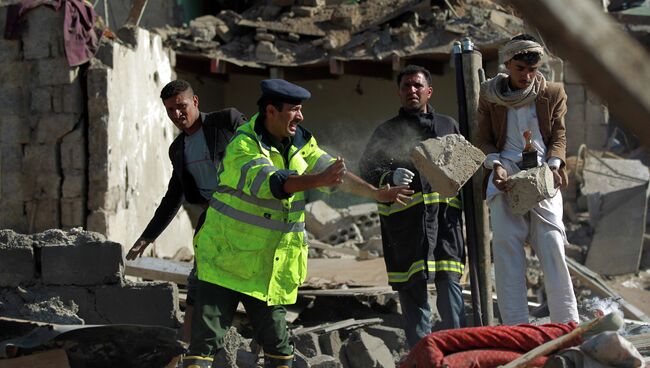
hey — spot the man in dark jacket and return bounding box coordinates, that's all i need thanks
[359,65,466,348]
[126,79,246,342]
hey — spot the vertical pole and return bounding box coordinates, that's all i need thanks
[460,38,494,326]
[453,41,483,327]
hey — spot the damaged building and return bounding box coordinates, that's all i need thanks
[1,0,650,366]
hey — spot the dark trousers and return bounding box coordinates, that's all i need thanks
[398,277,465,348]
[189,280,292,357]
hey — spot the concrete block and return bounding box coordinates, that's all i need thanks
[343,203,380,239]
[61,198,86,228]
[37,58,79,86]
[25,199,60,231]
[23,143,58,175]
[565,104,586,155]
[0,86,30,112]
[294,332,322,358]
[0,61,31,87]
[40,286,102,324]
[585,102,609,126]
[22,6,64,60]
[0,201,27,231]
[410,134,485,197]
[564,63,583,84]
[318,330,343,358]
[343,330,394,368]
[565,84,586,105]
[60,128,86,171]
[1,114,31,145]
[36,113,78,143]
[306,200,356,242]
[41,241,123,285]
[0,244,35,287]
[364,325,408,358]
[330,5,361,28]
[31,88,53,113]
[585,124,608,150]
[23,172,60,199]
[0,38,21,62]
[62,173,85,198]
[505,164,557,215]
[583,157,649,275]
[255,32,276,42]
[61,81,84,114]
[489,10,523,34]
[309,355,342,368]
[1,171,24,202]
[94,281,180,327]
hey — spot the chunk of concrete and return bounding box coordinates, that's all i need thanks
[293,332,322,358]
[342,330,394,368]
[306,200,356,243]
[410,134,485,197]
[255,40,281,61]
[505,164,557,215]
[94,281,180,327]
[190,15,219,41]
[582,157,650,275]
[0,244,35,287]
[318,330,342,358]
[364,325,408,359]
[309,355,342,368]
[341,203,380,240]
[41,241,123,285]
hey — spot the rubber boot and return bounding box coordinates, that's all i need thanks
[181,355,213,368]
[263,353,294,368]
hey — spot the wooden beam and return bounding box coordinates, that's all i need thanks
[123,0,148,27]
[0,349,70,368]
[505,0,650,148]
[125,257,192,285]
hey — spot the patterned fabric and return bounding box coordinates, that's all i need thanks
[400,322,579,368]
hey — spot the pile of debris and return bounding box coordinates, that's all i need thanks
[153,0,524,67]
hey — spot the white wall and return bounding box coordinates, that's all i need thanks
[87,28,193,258]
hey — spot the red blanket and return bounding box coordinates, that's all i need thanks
[400,322,579,368]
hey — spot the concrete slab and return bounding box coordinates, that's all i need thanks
[505,164,557,215]
[583,157,650,275]
[0,244,35,287]
[410,134,485,197]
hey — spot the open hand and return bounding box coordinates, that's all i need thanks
[318,157,346,186]
[375,184,414,205]
[126,238,152,260]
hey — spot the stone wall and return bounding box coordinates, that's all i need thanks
[564,62,610,155]
[0,5,193,258]
[0,6,84,232]
[86,28,193,258]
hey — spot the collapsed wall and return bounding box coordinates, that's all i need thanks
[86,27,193,258]
[0,3,193,258]
[0,228,180,327]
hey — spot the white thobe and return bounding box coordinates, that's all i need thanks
[484,103,579,325]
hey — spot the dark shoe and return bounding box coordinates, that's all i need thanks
[264,353,293,368]
[181,355,213,368]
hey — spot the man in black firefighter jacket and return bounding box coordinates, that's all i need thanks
[359,65,466,348]
[125,79,246,342]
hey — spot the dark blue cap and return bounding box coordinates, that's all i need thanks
[260,79,311,105]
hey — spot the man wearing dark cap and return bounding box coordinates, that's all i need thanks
[183,79,413,368]
[125,79,246,343]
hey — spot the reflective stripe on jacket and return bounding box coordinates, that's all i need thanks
[195,114,334,306]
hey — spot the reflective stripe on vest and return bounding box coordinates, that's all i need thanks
[387,259,465,283]
[210,198,305,233]
[237,157,273,192]
[312,153,334,173]
[423,192,462,209]
[214,185,306,214]
[250,165,277,196]
[377,192,423,216]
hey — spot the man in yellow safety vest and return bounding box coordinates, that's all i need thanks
[182,79,413,368]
